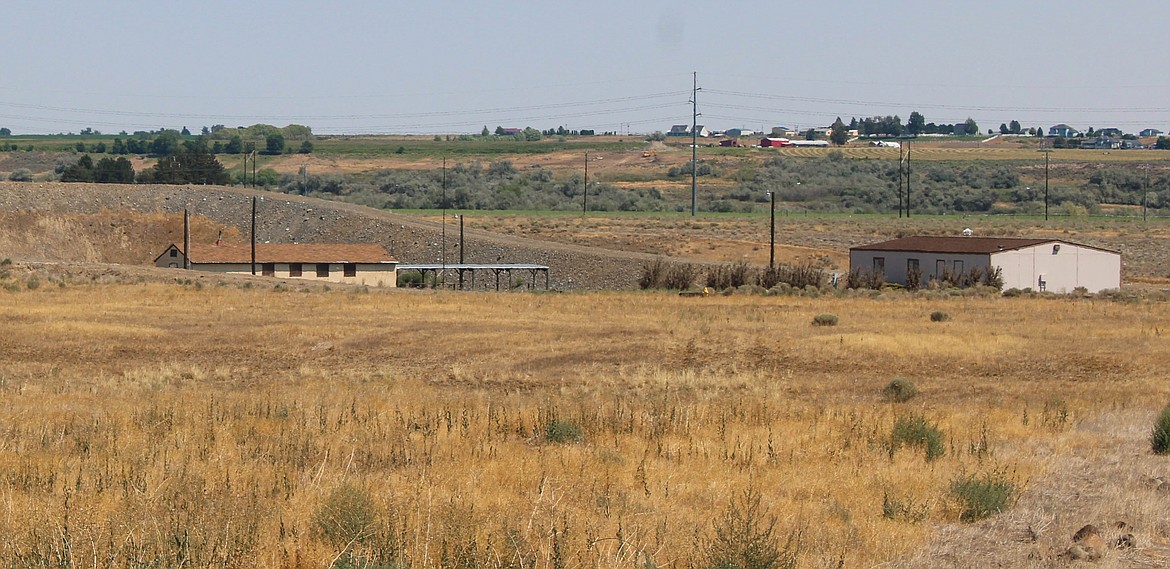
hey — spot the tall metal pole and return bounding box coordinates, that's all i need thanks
[583,152,588,213]
[768,191,776,269]
[250,196,257,275]
[897,144,904,218]
[1144,164,1149,224]
[905,141,911,217]
[441,156,447,287]
[458,214,465,290]
[691,71,699,217]
[1044,149,1050,221]
[183,208,191,270]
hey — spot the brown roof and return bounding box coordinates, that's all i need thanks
[850,236,1058,255]
[176,243,397,264]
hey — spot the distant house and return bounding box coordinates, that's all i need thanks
[724,128,755,138]
[155,242,399,287]
[667,125,691,136]
[1048,124,1080,137]
[1140,128,1163,137]
[849,236,1120,293]
[770,126,794,137]
[1080,137,1122,150]
[1097,128,1124,138]
[500,128,523,136]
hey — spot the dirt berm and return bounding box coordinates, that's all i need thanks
[0,181,664,290]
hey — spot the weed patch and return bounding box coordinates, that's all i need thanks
[949,469,1016,522]
[890,415,945,462]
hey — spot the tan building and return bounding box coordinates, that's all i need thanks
[849,236,1120,293]
[155,243,398,287]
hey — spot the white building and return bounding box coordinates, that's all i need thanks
[155,242,399,287]
[849,236,1120,293]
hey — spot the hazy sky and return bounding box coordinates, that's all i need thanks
[2,1,1168,135]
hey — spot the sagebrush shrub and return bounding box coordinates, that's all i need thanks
[890,415,944,461]
[1152,403,1170,455]
[545,418,583,444]
[811,314,838,327]
[314,484,377,547]
[950,470,1016,522]
[882,378,918,403]
[930,311,950,322]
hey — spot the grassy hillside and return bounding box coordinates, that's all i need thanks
[0,271,1167,567]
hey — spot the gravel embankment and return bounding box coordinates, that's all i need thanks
[0,182,666,290]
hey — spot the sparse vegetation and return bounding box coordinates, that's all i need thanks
[812,313,838,326]
[882,378,919,403]
[930,310,951,322]
[1153,402,1170,455]
[949,469,1017,522]
[704,488,800,569]
[0,271,1165,567]
[890,414,945,462]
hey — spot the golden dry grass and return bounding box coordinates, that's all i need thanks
[0,279,1168,568]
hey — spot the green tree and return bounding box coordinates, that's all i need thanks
[1155,137,1170,150]
[494,126,505,136]
[149,130,182,155]
[999,123,1009,134]
[829,117,848,146]
[265,133,285,155]
[963,118,979,136]
[145,146,229,185]
[61,155,95,182]
[93,157,135,183]
[298,140,314,154]
[224,135,243,154]
[522,127,541,141]
[481,125,490,137]
[906,112,925,136]
[0,127,10,136]
[1009,120,1022,134]
[181,126,191,136]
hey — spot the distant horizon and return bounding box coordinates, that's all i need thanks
[3,2,1168,136]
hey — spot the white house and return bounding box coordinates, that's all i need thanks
[155,242,399,287]
[849,236,1120,293]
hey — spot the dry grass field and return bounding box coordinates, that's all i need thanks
[2,268,1169,568]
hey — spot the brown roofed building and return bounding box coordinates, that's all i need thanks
[849,236,1120,293]
[154,243,399,287]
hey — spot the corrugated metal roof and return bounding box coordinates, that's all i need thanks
[183,243,397,264]
[850,236,1058,254]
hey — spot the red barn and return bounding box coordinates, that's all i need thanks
[759,137,792,147]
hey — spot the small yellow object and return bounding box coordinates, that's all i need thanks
[702,287,711,297]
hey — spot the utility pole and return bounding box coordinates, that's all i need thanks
[583,152,588,213]
[768,191,776,269]
[691,71,701,217]
[897,144,905,218]
[183,208,191,270]
[441,156,447,288]
[1144,164,1150,224]
[905,140,912,217]
[1044,148,1050,221]
[250,196,257,275]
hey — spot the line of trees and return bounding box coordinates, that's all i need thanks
[60,137,230,185]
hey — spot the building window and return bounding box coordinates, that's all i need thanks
[289,263,302,277]
[169,248,178,257]
[953,260,964,273]
[316,263,330,277]
[343,263,357,277]
[907,258,919,272]
[873,257,885,273]
[262,263,275,277]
